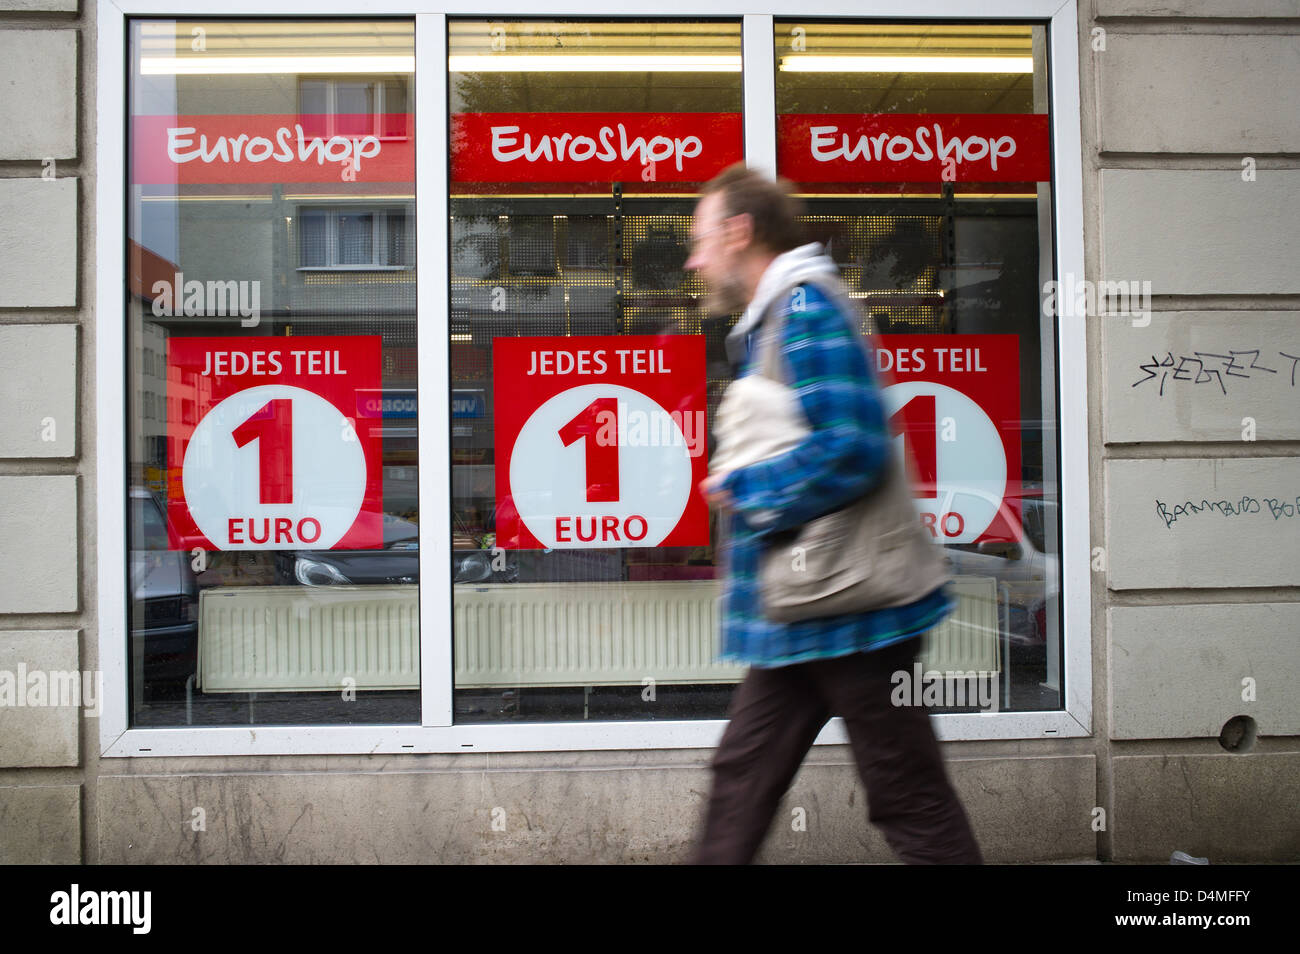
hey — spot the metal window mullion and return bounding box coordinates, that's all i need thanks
[416,11,453,729]
[1046,1,1091,736]
[327,81,337,139]
[742,14,776,177]
[97,0,131,751]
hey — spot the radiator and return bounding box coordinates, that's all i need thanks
[198,585,419,692]
[920,575,1000,675]
[197,576,999,693]
[454,582,740,687]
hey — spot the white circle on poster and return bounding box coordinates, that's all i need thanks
[509,384,693,548]
[882,381,1007,543]
[182,384,367,550]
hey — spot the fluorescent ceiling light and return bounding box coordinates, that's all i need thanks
[140,55,414,75]
[140,52,1020,76]
[781,55,1033,74]
[449,54,740,72]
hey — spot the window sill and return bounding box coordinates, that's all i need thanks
[100,710,1089,758]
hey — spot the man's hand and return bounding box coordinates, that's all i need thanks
[699,473,733,511]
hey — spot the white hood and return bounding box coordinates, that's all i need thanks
[725,243,841,364]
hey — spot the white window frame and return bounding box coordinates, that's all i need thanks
[97,0,1090,757]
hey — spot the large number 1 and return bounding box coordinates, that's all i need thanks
[558,397,620,503]
[889,394,938,498]
[232,398,294,504]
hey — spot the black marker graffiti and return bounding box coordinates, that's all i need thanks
[1155,494,1300,528]
[1133,348,1293,397]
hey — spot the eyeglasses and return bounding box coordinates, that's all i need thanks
[686,223,727,256]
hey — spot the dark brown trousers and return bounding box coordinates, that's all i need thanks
[692,636,984,864]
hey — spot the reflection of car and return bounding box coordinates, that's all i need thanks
[927,486,1059,646]
[452,548,518,584]
[274,514,423,585]
[276,514,526,586]
[129,488,199,699]
[164,497,209,551]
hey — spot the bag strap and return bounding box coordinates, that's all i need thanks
[755,297,788,383]
[754,275,877,387]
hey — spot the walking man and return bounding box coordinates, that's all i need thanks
[687,164,984,865]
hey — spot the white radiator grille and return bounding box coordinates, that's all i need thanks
[196,576,999,693]
[920,576,1000,674]
[454,582,742,687]
[198,586,419,692]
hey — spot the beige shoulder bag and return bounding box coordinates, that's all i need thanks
[750,279,950,623]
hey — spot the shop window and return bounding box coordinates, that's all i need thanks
[125,19,418,727]
[776,21,1063,711]
[448,19,744,722]
[106,7,1080,754]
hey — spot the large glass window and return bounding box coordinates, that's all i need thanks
[126,20,419,726]
[776,22,1062,711]
[448,19,744,722]
[113,10,1075,749]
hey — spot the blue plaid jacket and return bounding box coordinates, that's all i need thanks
[716,282,953,667]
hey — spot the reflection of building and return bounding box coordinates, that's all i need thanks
[129,59,419,516]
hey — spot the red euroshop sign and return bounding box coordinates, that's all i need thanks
[492,335,710,549]
[166,336,384,550]
[451,112,743,183]
[876,334,1022,544]
[132,114,415,185]
[779,114,1051,183]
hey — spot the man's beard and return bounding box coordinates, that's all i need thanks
[702,272,748,317]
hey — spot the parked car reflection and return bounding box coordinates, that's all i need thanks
[929,484,1059,646]
[274,513,421,585]
[273,513,517,585]
[129,487,199,700]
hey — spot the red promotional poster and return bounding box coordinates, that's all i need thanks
[166,336,384,550]
[132,114,415,185]
[493,335,709,549]
[778,114,1051,183]
[875,335,1022,544]
[451,112,743,183]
